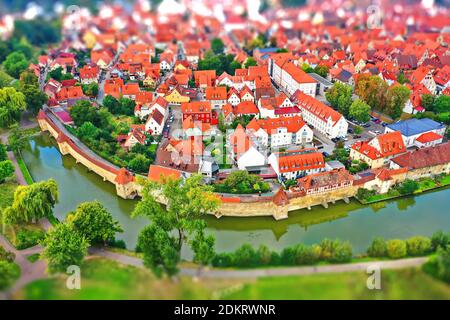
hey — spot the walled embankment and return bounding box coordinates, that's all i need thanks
[37,111,357,219]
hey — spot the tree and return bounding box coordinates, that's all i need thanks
[385,85,410,119]
[355,74,388,112]
[431,230,449,251]
[233,244,258,267]
[12,18,60,46]
[349,99,371,123]
[423,247,450,284]
[67,201,122,244]
[133,174,220,278]
[397,179,419,195]
[0,160,15,183]
[47,67,64,82]
[301,63,314,73]
[406,236,432,256]
[211,38,225,55]
[3,179,58,224]
[118,97,136,116]
[2,52,28,78]
[421,94,435,111]
[0,87,26,128]
[70,100,99,127]
[190,221,215,270]
[7,126,27,153]
[77,121,99,140]
[82,83,99,97]
[103,95,121,114]
[0,260,20,290]
[244,57,257,69]
[367,237,387,257]
[20,84,48,115]
[41,223,89,274]
[0,143,7,161]
[386,239,407,259]
[313,65,329,78]
[128,154,151,173]
[0,69,14,88]
[433,95,450,114]
[19,70,38,87]
[325,82,352,116]
[397,72,409,85]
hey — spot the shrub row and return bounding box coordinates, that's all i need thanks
[367,231,449,259]
[212,231,449,268]
[212,239,353,268]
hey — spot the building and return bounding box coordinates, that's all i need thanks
[292,90,348,139]
[292,169,354,196]
[409,65,436,94]
[229,124,265,170]
[181,101,212,123]
[205,86,227,109]
[385,118,446,148]
[390,142,450,180]
[258,92,300,118]
[135,96,168,119]
[268,53,317,97]
[268,148,325,181]
[123,125,147,150]
[246,116,313,148]
[350,131,407,168]
[79,64,100,84]
[145,108,166,135]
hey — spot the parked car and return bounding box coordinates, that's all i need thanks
[322,151,330,157]
[362,123,371,128]
[381,122,388,127]
[374,130,381,134]
[348,128,354,134]
[353,135,362,139]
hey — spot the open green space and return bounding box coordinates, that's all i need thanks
[16,258,450,300]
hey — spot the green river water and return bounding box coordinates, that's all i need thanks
[22,133,450,255]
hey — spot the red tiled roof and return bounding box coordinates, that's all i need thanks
[205,86,227,100]
[415,131,443,144]
[181,101,211,114]
[274,149,325,173]
[148,165,182,182]
[247,116,307,134]
[234,101,259,115]
[391,142,450,170]
[292,90,344,124]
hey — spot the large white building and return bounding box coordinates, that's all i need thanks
[268,53,317,97]
[292,90,348,139]
[246,116,313,148]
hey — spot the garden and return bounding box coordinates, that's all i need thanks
[213,170,271,194]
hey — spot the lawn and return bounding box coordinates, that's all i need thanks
[15,152,34,185]
[0,180,18,211]
[16,258,450,300]
[225,268,450,300]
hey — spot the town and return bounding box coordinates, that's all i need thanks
[22,0,450,217]
[0,0,449,301]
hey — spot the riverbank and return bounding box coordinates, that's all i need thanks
[13,256,450,300]
[358,175,450,204]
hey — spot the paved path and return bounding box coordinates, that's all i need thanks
[90,247,428,279]
[0,234,47,300]
[7,151,27,185]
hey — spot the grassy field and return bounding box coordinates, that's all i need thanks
[16,258,450,300]
[15,152,34,185]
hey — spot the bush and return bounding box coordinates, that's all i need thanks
[256,245,272,265]
[293,244,319,265]
[233,244,258,267]
[0,246,15,262]
[386,239,407,259]
[397,179,419,195]
[423,247,450,284]
[211,252,233,267]
[316,239,353,263]
[108,239,127,249]
[15,228,45,250]
[431,230,449,251]
[406,236,432,256]
[367,237,387,257]
[356,188,376,201]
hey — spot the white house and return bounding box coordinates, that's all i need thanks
[292,90,348,139]
[135,96,169,119]
[145,108,166,135]
[246,116,313,148]
[384,118,446,148]
[268,54,317,97]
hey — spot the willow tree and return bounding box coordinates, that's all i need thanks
[3,179,58,224]
[133,174,220,278]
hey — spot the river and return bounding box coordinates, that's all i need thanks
[22,133,450,255]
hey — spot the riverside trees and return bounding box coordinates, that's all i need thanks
[133,174,220,278]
